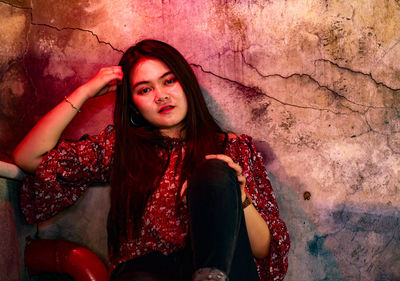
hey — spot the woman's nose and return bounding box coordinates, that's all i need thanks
[154,87,169,104]
[156,95,169,104]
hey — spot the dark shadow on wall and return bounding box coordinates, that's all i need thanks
[200,86,235,132]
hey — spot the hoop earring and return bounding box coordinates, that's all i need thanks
[129,109,147,128]
[130,112,139,127]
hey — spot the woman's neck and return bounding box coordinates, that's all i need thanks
[159,125,185,139]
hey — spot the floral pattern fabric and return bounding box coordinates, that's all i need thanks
[20,125,290,281]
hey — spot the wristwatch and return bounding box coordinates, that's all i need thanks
[242,194,252,209]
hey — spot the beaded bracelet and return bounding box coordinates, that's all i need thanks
[64,96,81,113]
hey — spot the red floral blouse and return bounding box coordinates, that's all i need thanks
[20,125,290,280]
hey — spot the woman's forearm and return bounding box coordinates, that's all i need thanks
[13,85,92,173]
[243,203,271,259]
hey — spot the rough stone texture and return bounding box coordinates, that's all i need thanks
[0,0,399,280]
[0,201,20,281]
[0,177,35,281]
[37,184,110,262]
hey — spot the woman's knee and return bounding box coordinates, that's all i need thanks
[190,159,235,185]
[188,159,240,198]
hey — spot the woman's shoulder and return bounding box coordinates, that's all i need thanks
[100,124,116,143]
[75,124,115,147]
[78,124,115,138]
[221,131,253,143]
[226,132,238,140]
[104,124,115,133]
[220,132,257,158]
[96,124,115,138]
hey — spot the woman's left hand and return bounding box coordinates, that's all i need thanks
[205,154,246,202]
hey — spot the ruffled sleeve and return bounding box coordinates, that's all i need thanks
[20,125,115,224]
[225,134,290,281]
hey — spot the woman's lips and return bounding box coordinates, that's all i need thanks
[159,105,174,113]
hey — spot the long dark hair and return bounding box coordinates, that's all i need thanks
[108,39,225,255]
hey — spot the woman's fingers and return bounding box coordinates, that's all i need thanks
[180,180,188,197]
[97,66,123,83]
[179,180,188,204]
[100,67,123,95]
[100,66,123,86]
[87,66,124,97]
[205,154,234,164]
[109,66,123,80]
[205,154,242,175]
[228,161,243,176]
[237,175,246,185]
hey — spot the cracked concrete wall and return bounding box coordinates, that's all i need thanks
[0,0,399,280]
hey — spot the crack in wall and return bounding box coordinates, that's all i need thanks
[364,118,400,154]
[4,0,395,110]
[0,0,124,54]
[192,62,400,154]
[191,63,347,115]
[206,46,397,111]
[193,46,400,155]
[241,51,395,111]
[191,60,386,121]
[29,23,124,54]
[205,47,393,113]
[373,39,400,70]
[241,55,374,113]
[0,0,30,9]
[316,59,400,93]
[3,0,398,152]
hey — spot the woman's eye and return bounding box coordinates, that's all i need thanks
[138,88,151,95]
[165,78,176,85]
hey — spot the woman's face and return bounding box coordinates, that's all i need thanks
[130,58,188,138]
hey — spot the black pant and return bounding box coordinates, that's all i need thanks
[110,159,259,281]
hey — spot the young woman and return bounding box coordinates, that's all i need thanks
[14,40,290,281]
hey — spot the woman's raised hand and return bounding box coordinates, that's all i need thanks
[13,66,123,173]
[84,66,123,98]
